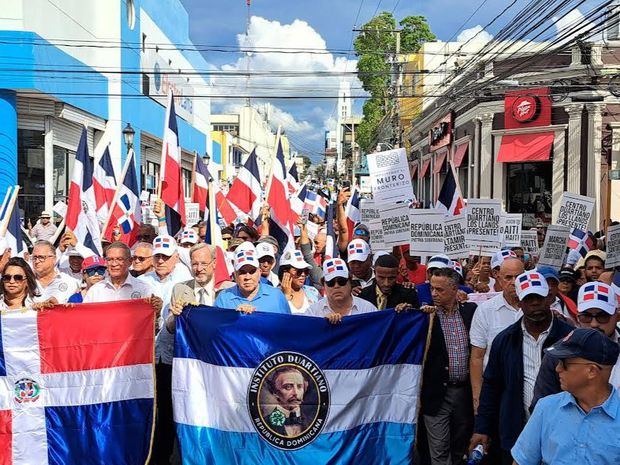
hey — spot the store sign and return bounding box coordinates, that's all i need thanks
[428,111,453,151]
[504,87,551,129]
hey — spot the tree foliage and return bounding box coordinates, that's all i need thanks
[354,12,435,152]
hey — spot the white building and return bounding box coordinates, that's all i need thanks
[335,81,352,175]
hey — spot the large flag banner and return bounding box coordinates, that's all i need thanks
[226,149,262,221]
[173,308,428,465]
[435,162,464,216]
[0,300,155,464]
[93,146,117,226]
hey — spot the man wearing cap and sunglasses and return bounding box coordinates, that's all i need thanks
[511,328,620,465]
[68,256,107,303]
[531,281,620,410]
[28,211,57,241]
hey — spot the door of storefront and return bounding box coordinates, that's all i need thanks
[506,162,553,228]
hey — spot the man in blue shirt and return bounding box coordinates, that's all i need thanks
[215,242,290,315]
[511,328,620,465]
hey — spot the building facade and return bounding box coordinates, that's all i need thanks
[0,0,211,221]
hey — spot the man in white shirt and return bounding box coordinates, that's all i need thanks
[32,241,80,304]
[306,258,378,322]
[29,211,57,241]
[347,239,374,289]
[469,257,524,412]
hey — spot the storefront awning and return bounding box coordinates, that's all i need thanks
[419,159,431,179]
[453,142,468,168]
[410,162,418,178]
[433,150,447,174]
[497,132,554,163]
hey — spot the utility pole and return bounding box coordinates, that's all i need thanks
[245,0,251,107]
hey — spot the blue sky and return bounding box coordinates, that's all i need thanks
[178,0,586,160]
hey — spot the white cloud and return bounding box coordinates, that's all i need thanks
[553,8,600,43]
[456,25,493,43]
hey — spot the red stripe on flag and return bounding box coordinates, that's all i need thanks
[65,181,82,230]
[38,300,155,374]
[0,410,12,465]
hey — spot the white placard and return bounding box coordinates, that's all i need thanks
[538,225,570,268]
[555,193,595,232]
[185,203,200,225]
[368,218,387,252]
[366,148,414,204]
[52,201,68,218]
[139,190,150,202]
[466,199,502,248]
[606,224,620,268]
[520,230,539,257]
[379,203,411,247]
[409,210,444,256]
[443,214,469,259]
[360,199,381,225]
[501,213,522,247]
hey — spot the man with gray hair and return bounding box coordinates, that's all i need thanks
[130,242,154,277]
[31,240,80,304]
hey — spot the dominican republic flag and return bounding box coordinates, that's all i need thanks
[0,300,155,465]
[160,91,186,237]
[226,149,262,222]
[266,139,295,251]
[92,146,116,226]
[0,185,25,257]
[290,183,307,219]
[173,308,428,464]
[66,127,103,256]
[567,228,594,258]
[324,201,338,260]
[304,190,328,220]
[194,157,237,225]
[344,187,361,241]
[206,174,234,288]
[581,283,610,303]
[286,163,301,196]
[103,149,141,246]
[436,162,464,216]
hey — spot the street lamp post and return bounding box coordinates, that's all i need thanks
[122,122,135,151]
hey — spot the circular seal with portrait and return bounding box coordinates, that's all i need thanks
[247,351,330,450]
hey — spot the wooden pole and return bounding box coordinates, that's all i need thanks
[100,149,133,240]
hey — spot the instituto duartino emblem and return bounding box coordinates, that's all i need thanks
[247,351,330,450]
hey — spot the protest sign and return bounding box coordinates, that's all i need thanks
[360,199,381,225]
[409,210,444,256]
[185,203,200,225]
[368,219,387,252]
[379,203,411,247]
[467,291,502,304]
[443,214,469,259]
[520,230,539,257]
[538,225,570,268]
[465,199,502,248]
[606,224,620,268]
[366,148,413,204]
[501,213,522,247]
[555,193,594,231]
[52,201,68,218]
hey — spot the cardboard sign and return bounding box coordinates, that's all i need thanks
[466,199,502,248]
[443,214,469,259]
[379,203,411,247]
[185,203,200,225]
[538,225,570,268]
[409,210,444,256]
[360,199,381,225]
[501,213,522,247]
[606,224,620,268]
[556,193,595,232]
[520,230,539,257]
[368,218,387,252]
[366,148,414,204]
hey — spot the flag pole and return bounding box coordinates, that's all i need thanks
[101,149,134,240]
[190,151,197,201]
[263,125,282,202]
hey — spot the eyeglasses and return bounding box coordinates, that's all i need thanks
[558,359,603,370]
[192,260,215,268]
[85,267,106,277]
[577,312,612,324]
[132,255,152,262]
[237,267,257,276]
[326,277,349,287]
[105,257,128,264]
[32,255,54,262]
[154,254,173,262]
[2,274,25,282]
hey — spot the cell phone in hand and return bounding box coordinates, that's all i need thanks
[301,208,309,224]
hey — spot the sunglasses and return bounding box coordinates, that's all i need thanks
[290,268,310,276]
[558,359,602,370]
[132,255,152,262]
[2,274,25,283]
[577,312,612,324]
[326,277,349,287]
[85,267,106,277]
[237,267,257,276]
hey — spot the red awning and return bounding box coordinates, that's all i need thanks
[497,132,554,163]
[419,159,431,179]
[433,150,447,174]
[410,162,418,178]
[453,142,468,168]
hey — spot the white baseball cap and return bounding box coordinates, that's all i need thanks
[256,242,276,259]
[180,228,198,245]
[153,235,178,256]
[347,239,370,263]
[280,249,312,270]
[491,249,517,269]
[233,242,259,271]
[427,254,451,270]
[515,270,550,300]
[323,258,349,281]
[578,282,617,315]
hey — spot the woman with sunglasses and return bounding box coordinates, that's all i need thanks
[305,258,377,323]
[0,257,42,310]
[278,250,319,314]
[68,256,107,303]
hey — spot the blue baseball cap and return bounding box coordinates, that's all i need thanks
[545,328,620,366]
[536,265,559,283]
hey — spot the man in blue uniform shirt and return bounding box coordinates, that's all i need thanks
[215,242,290,314]
[511,328,620,465]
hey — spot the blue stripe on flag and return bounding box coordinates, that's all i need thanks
[45,398,153,465]
[176,421,415,465]
[175,308,428,370]
[0,316,5,376]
